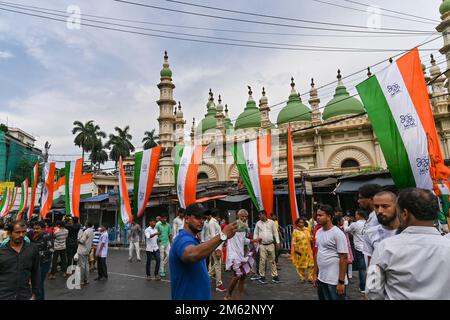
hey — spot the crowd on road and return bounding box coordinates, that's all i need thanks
[0,185,450,300]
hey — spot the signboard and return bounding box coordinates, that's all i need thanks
[0,182,15,195]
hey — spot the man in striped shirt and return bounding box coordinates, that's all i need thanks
[89,227,101,272]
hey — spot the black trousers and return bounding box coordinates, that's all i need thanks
[97,257,108,279]
[146,250,160,277]
[51,250,67,274]
[66,245,77,266]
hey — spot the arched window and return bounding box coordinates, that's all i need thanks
[197,172,209,180]
[341,158,360,168]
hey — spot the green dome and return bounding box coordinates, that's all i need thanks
[160,67,172,78]
[322,71,364,121]
[277,79,311,125]
[440,0,450,15]
[160,51,172,78]
[235,88,261,130]
[197,90,217,134]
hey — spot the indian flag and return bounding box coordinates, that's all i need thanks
[287,127,300,224]
[41,162,56,220]
[356,48,433,190]
[133,146,162,218]
[6,186,19,215]
[65,159,83,218]
[0,187,12,217]
[118,157,133,225]
[174,144,206,208]
[232,135,274,216]
[26,162,39,221]
[53,173,93,205]
[17,179,29,221]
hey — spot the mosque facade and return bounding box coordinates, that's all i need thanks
[153,1,450,188]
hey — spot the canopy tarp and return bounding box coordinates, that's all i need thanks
[217,195,251,202]
[334,176,394,194]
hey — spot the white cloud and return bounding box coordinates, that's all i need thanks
[0,50,14,59]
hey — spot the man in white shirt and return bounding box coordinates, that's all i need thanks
[207,208,226,292]
[343,209,368,293]
[253,210,280,284]
[357,184,382,234]
[363,191,399,265]
[144,218,161,281]
[172,208,185,240]
[367,188,450,300]
[313,204,348,300]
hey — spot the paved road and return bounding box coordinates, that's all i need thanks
[46,249,364,300]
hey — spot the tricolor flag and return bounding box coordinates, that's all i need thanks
[17,179,29,221]
[26,162,39,221]
[6,186,19,215]
[174,144,206,208]
[287,127,300,224]
[133,146,161,218]
[357,48,435,189]
[0,188,12,217]
[118,157,133,225]
[41,162,56,220]
[65,159,83,218]
[232,135,274,216]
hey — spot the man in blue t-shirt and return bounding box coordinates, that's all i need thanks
[169,203,238,300]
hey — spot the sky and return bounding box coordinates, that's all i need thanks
[0,0,444,168]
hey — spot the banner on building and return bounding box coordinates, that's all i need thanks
[133,146,161,218]
[174,144,206,209]
[65,159,83,218]
[232,134,274,217]
[41,162,56,220]
[118,157,133,225]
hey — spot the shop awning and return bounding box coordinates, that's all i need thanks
[334,176,395,193]
[195,195,227,203]
[217,195,251,202]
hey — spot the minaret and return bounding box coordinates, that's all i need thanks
[309,78,321,125]
[259,87,271,129]
[215,95,225,135]
[437,0,450,78]
[157,51,176,150]
[157,51,176,186]
[175,101,185,144]
[430,54,449,114]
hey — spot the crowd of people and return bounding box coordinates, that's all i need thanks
[0,184,450,300]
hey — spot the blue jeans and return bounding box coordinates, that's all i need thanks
[146,250,160,277]
[354,250,366,291]
[38,260,51,300]
[317,280,347,300]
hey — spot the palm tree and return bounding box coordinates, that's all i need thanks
[105,126,135,168]
[142,129,159,150]
[89,139,109,172]
[72,120,94,162]
[72,120,106,165]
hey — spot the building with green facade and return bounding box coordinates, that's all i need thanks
[0,127,43,183]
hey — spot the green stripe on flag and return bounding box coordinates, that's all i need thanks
[356,76,416,189]
[133,151,143,217]
[231,143,260,211]
[65,161,71,215]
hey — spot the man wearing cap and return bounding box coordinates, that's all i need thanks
[169,203,238,300]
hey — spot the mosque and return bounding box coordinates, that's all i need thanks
[153,2,450,187]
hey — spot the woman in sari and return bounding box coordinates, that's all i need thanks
[224,209,258,300]
[291,217,314,283]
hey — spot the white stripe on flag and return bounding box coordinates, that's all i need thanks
[41,163,50,210]
[378,63,433,189]
[177,145,195,209]
[137,148,152,214]
[242,140,264,211]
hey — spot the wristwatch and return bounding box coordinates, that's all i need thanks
[338,279,345,285]
[219,231,227,242]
